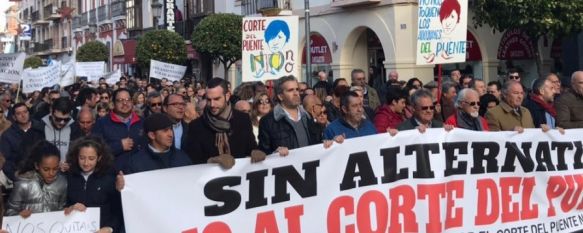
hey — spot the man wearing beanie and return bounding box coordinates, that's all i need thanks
[184,78,265,169]
[124,113,192,174]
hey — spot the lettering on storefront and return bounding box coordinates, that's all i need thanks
[165,0,175,32]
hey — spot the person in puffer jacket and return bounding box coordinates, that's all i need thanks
[6,141,67,217]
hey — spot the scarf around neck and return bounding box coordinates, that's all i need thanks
[529,94,557,118]
[456,111,483,131]
[203,103,233,155]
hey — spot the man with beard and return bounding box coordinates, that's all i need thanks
[184,78,265,169]
[523,78,558,129]
[92,88,145,170]
[323,91,376,140]
[445,88,489,131]
[258,76,318,156]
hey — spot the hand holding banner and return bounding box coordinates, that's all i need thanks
[149,59,187,82]
[2,208,100,233]
[0,53,25,84]
[122,128,583,233]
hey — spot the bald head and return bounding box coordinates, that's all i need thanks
[388,71,399,82]
[303,95,322,118]
[77,109,95,135]
[234,100,251,114]
[571,71,583,95]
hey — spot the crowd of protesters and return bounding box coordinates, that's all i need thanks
[0,66,578,232]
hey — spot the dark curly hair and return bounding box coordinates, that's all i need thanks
[18,140,60,175]
[66,136,113,176]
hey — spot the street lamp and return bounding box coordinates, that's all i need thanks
[151,0,163,30]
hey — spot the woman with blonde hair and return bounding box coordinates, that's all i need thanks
[250,93,272,142]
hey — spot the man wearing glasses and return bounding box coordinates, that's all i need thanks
[485,81,535,131]
[0,92,11,118]
[92,88,146,171]
[163,94,188,150]
[445,89,489,131]
[144,92,163,117]
[23,97,83,171]
[397,89,448,132]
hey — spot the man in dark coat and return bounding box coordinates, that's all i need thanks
[163,94,188,150]
[556,71,583,129]
[397,89,447,132]
[184,78,265,168]
[523,78,557,129]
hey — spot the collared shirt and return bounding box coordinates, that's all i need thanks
[283,107,302,122]
[148,144,171,153]
[545,112,556,128]
[173,123,183,149]
[414,118,432,128]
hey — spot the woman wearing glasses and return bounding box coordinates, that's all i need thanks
[250,93,272,142]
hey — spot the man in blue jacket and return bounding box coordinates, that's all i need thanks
[92,88,146,171]
[324,91,377,141]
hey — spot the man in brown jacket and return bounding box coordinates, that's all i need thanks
[485,81,535,131]
[556,71,583,129]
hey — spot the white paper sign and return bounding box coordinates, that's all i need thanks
[22,62,61,93]
[416,0,468,65]
[149,59,186,82]
[122,129,583,233]
[242,16,299,82]
[2,208,100,233]
[0,53,25,84]
[75,62,105,81]
[60,60,76,87]
[104,69,121,85]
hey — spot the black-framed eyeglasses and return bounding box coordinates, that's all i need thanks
[167,102,186,107]
[150,103,162,107]
[463,101,479,106]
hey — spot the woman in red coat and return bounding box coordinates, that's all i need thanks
[374,87,407,133]
[445,88,489,131]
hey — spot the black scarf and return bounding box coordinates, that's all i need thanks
[203,104,233,155]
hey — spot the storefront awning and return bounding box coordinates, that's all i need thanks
[302,34,332,64]
[112,39,137,65]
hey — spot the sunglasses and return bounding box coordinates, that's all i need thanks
[102,96,109,100]
[418,105,435,111]
[464,101,479,106]
[52,116,71,123]
[150,103,162,107]
[259,99,270,105]
[509,75,520,80]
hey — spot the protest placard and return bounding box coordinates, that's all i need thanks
[416,0,468,65]
[2,208,100,233]
[149,59,187,82]
[122,128,583,233]
[60,60,76,87]
[22,62,60,93]
[241,16,299,82]
[104,69,121,85]
[75,62,105,81]
[0,53,25,84]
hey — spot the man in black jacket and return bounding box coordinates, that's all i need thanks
[163,94,188,150]
[184,78,265,169]
[258,75,318,155]
[0,103,42,180]
[523,78,557,129]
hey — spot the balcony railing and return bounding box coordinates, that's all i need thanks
[45,39,54,49]
[111,1,126,18]
[32,11,40,22]
[241,0,290,16]
[43,4,60,20]
[80,12,88,26]
[89,9,97,24]
[33,40,53,52]
[72,16,80,29]
[98,5,109,23]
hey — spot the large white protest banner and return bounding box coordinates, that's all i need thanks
[22,62,60,93]
[122,129,583,233]
[241,16,299,82]
[416,0,468,65]
[2,208,100,233]
[0,53,25,84]
[75,62,105,81]
[60,60,76,87]
[104,69,121,85]
[149,59,187,82]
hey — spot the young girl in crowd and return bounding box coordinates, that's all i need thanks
[65,137,121,233]
[6,141,67,217]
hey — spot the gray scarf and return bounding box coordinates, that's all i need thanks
[456,111,483,131]
[203,104,233,155]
